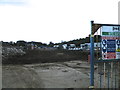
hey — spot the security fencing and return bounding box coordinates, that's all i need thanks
[95,60,120,88]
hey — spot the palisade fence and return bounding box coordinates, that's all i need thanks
[90,21,120,89]
[95,60,120,88]
[0,42,2,90]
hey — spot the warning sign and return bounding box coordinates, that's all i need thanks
[106,52,116,59]
[101,26,120,60]
[107,40,116,52]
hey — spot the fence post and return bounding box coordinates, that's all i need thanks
[118,62,120,88]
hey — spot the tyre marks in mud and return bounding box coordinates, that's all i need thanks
[2,66,44,88]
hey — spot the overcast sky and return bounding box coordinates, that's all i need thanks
[0,0,119,44]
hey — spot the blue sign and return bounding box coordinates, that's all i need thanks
[107,40,116,52]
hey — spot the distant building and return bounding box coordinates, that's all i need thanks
[62,44,68,49]
[53,45,59,48]
[80,42,101,50]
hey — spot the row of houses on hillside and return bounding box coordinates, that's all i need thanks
[54,42,101,50]
[80,42,101,50]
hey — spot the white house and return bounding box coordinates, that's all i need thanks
[62,44,68,49]
[80,42,101,50]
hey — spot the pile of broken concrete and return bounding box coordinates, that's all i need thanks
[2,47,26,60]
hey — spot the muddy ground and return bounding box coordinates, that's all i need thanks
[2,60,100,88]
[2,50,91,64]
[2,50,119,89]
[2,49,100,89]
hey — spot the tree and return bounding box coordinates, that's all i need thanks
[48,41,54,47]
[16,40,27,47]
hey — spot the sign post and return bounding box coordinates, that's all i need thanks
[89,21,94,89]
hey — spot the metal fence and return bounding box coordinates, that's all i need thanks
[95,60,120,88]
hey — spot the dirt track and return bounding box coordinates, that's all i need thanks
[2,65,44,88]
[3,60,94,88]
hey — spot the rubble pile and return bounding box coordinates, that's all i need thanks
[2,47,26,57]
